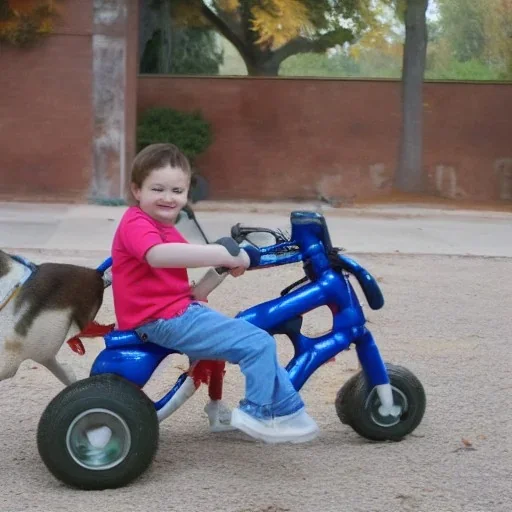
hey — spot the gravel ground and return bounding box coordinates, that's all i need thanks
[1,250,511,512]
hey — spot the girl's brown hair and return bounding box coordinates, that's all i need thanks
[131,143,192,188]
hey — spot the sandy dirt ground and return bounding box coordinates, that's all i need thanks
[1,244,511,512]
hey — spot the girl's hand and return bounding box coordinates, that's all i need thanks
[231,249,250,270]
[229,266,246,277]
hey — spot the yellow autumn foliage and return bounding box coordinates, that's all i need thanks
[349,1,402,61]
[251,0,312,48]
[171,0,208,27]
[216,0,239,12]
[177,0,313,49]
[0,0,60,46]
[350,25,402,61]
[8,0,48,13]
[482,0,512,73]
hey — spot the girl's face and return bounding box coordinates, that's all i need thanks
[131,165,190,225]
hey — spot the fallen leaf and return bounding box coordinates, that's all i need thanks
[453,438,477,452]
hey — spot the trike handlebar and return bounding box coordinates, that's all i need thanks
[229,211,383,310]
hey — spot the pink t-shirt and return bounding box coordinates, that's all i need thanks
[111,206,194,330]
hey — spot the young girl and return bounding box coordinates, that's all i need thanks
[111,143,319,444]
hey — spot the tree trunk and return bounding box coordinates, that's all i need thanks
[157,0,173,73]
[394,0,429,193]
[138,0,173,74]
[200,1,281,76]
[138,0,155,64]
[245,59,280,76]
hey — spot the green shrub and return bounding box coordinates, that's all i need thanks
[136,107,213,163]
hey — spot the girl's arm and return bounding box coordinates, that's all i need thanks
[145,243,249,269]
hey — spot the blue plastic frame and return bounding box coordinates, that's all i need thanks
[90,211,389,412]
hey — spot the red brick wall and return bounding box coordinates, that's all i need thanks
[2,10,511,206]
[0,0,94,201]
[138,77,512,202]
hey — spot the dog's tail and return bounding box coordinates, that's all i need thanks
[96,257,113,288]
[65,257,114,356]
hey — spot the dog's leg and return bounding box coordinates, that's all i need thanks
[0,301,24,383]
[0,357,21,382]
[0,335,24,383]
[40,356,76,386]
[33,317,81,386]
[19,309,79,386]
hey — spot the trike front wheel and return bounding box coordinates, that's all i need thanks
[335,363,426,441]
[37,374,159,490]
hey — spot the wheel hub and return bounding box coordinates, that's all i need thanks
[66,408,131,470]
[366,386,408,428]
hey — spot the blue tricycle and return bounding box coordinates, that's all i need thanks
[37,210,426,490]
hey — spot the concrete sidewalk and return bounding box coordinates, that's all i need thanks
[1,201,511,257]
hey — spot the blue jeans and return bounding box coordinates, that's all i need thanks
[136,303,304,420]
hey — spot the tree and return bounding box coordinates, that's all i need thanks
[139,0,173,73]
[140,25,224,74]
[140,0,224,74]
[165,0,391,76]
[436,0,485,63]
[281,0,404,79]
[425,0,512,80]
[481,0,512,78]
[0,0,59,47]
[345,0,403,77]
[349,1,402,59]
[394,0,429,193]
[171,28,224,74]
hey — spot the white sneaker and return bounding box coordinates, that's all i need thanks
[230,408,320,444]
[204,400,236,432]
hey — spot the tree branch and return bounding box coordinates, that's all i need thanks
[270,27,354,66]
[270,37,317,64]
[201,2,247,57]
[211,2,245,40]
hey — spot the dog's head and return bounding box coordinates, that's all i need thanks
[0,251,35,306]
[0,250,12,278]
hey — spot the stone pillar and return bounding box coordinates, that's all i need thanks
[91,0,138,202]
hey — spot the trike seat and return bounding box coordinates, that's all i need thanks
[104,329,148,349]
[104,329,183,355]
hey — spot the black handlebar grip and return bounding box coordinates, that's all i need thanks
[230,224,242,242]
[214,237,241,256]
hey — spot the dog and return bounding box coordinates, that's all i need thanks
[0,250,234,430]
[0,250,108,385]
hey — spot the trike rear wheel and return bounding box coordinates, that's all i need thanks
[37,374,159,490]
[335,363,426,441]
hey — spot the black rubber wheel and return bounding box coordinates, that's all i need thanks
[335,372,360,425]
[335,363,426,441]
[37,374,159,490]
